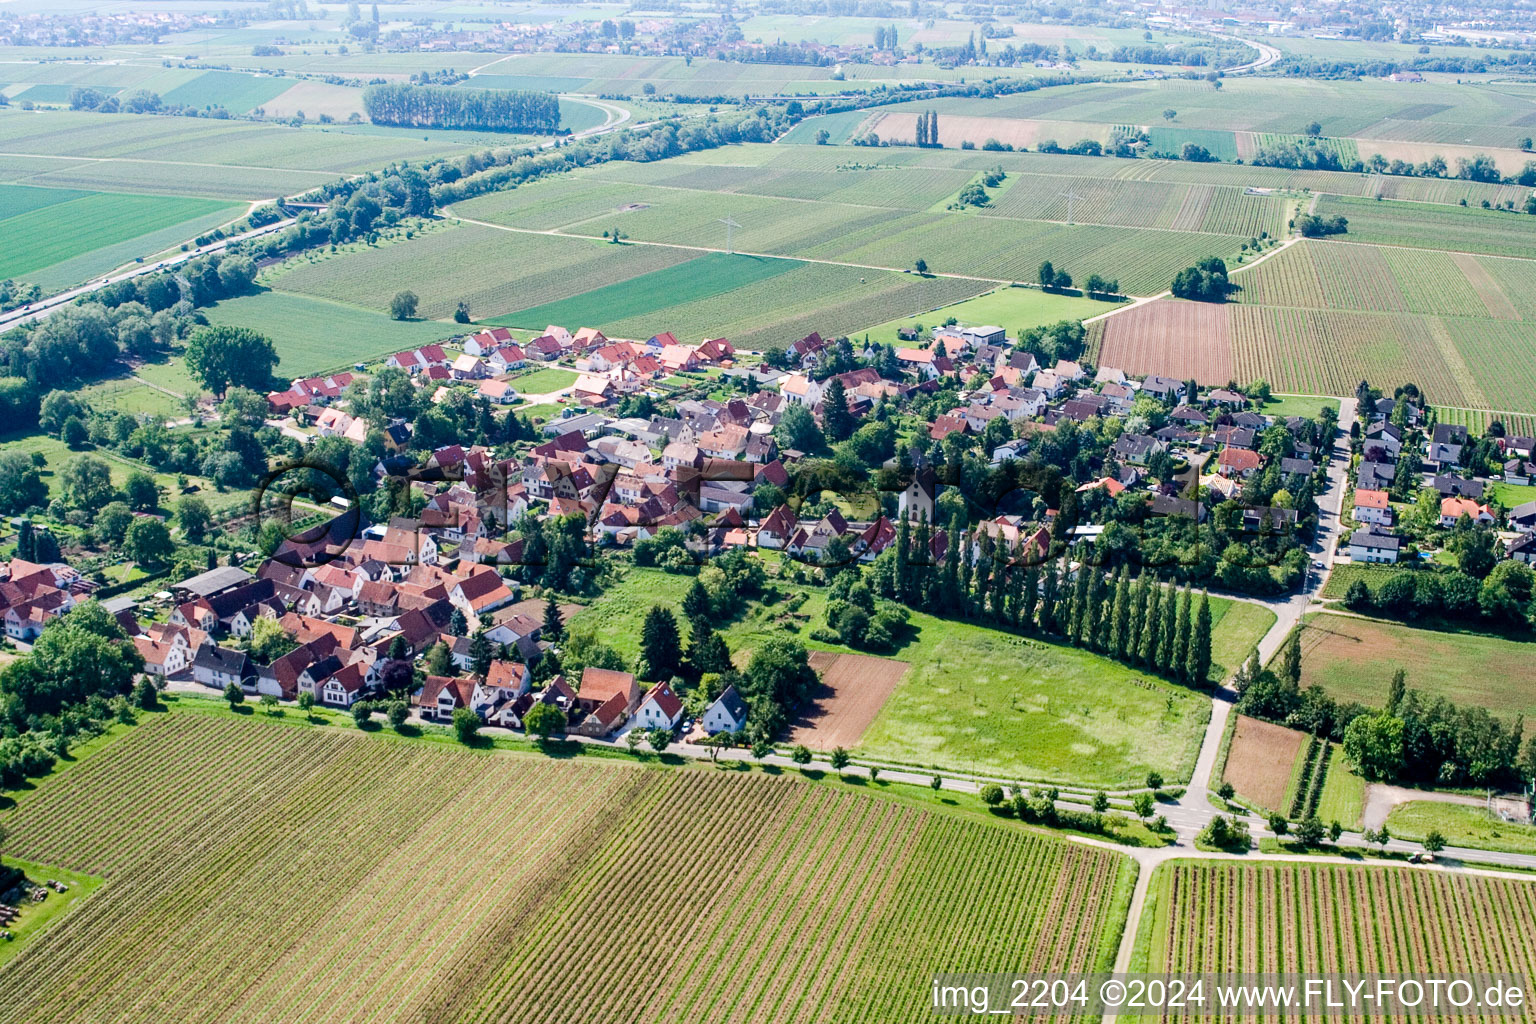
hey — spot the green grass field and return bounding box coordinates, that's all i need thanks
[1491,481,1536,508]
[202,290,461,377]
[1261,394,1341,419]
[1294,612,1536,718]
[857,284,1110,344]
[0,710,1133,1022]
[507,367,579,394]
[159,70,295,114]
[0,183,237,286]
[570,567,1210,786]
[1206,599,1276,683]
[1386,800,1536,855]
[492,252,801,330]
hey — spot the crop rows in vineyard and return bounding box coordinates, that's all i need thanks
[1229,306,1473,408]
[1136,860,1536,1023]
[0,712,1129,1024]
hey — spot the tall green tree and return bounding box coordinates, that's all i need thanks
[1021,562,1039,630]
[1038,558,1060,633]
[1069,556,1093,644]
[185,325,278,396]
[638,605,682,681]
[1139,586,1162,666]
[1187,592,1213,687]
[1172,586,1193,682]
[1282,627,1303,686]
[1110,567,1133,659]
[1158,585,1179,676]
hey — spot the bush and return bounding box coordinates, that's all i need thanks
[980,783,1004,805]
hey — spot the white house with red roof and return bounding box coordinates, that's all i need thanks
[631,680,684,732]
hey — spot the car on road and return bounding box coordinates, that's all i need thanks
[1312,560,1325,569]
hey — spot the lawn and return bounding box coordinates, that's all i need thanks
[0,710,1133,1021]
[202,290,462,377]
[489,252,802,331]
[1291,612,1536,718]
[0,184,238,286]
[1205,598,1276,683]
[0,858,104,970]
[855,284,1110,345]
[1491,481,1536,508]
[1386,801,1536,856]
[508,367,579,394]
[1262,394,1341,419]
[1314,745,1366,831]
[569,567,1211,787]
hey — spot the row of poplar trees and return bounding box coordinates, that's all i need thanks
[362,84,561,132]
[880,511,1215,688]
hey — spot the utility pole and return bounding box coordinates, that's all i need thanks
[718,214,741,254]
[1058,190,1083,226]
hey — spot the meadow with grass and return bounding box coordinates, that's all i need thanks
[1292,612,1536,718]
[567,569,1280,787]
[201,291,461,377]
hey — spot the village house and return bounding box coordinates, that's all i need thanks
[631,680,685,733]
[1351,488,1393,526]
[1439,497,1495,528]
[1348,526,1402,564]
[702,684,749,735]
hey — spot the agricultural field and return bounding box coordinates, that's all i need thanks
[1292,613,1536,719]
[0,109,517,198]
[871,76,1536,166]
[452,143,1257,296]
[1314,195,1536,258]
[1131,859,1536,989]
[0,711,1134,1023]
[267,223,698,325]
[858,285,1109,346]
[0,183,238,288]
[281,220,988,351]
[493,252,802,331]
[1090,238,1536,413]
[202,291,461,377]
[790,651,911,751]
[1221,715,1305,813]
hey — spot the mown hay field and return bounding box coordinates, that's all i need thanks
[1132,859,1536,1010]
[1291,612,1536,719]
[0,712,1134,1024]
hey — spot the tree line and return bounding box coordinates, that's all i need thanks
[362,84,561,133]
[860,512,1216,687]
